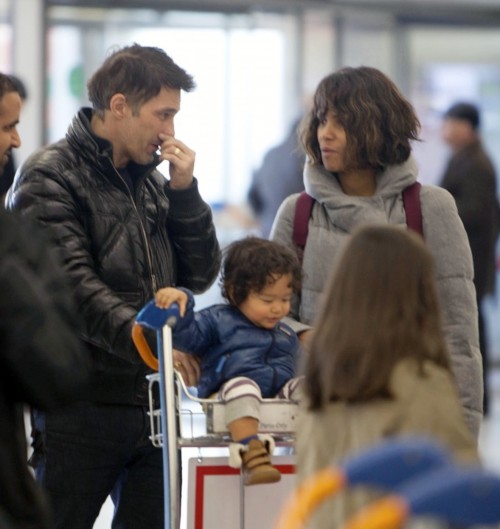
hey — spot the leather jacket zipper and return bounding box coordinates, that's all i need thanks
[111,164,157,296]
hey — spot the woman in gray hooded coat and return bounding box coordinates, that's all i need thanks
[270,66,482,438]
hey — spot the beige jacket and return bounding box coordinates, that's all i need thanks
[296,359,479,529]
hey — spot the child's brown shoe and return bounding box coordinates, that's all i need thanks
[240,438,281,486]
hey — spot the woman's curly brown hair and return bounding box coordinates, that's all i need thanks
[300,66,420,171]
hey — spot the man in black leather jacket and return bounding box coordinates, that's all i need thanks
[0,72,89,529]
[7,45,221,529]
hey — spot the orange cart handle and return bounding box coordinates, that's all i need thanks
[132,323,159,371]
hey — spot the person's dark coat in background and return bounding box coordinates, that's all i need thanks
[0,208,89,529]
[0,154,16,200]
[440,140,499,299]
[248,119,305,238]
[439,101,500,415]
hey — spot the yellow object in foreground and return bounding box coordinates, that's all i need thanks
[343,495,409,529]
[274,467,346,529]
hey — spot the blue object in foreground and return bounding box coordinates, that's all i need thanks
[135,299,180,330]
[402,465,500,525]
[274,437,455,529]
[343,437,451,489]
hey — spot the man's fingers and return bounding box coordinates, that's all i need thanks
[182,356,200,386]
[173,350,200,386]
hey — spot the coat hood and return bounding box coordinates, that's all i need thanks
[303,156,418,233]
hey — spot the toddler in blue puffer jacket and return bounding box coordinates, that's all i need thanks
[155,236,303,485]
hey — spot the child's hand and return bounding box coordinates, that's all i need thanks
[155,287,188,317]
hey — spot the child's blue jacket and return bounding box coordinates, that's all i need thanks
[172,289,300,398]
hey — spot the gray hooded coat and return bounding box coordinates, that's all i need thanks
[271,156,483,437]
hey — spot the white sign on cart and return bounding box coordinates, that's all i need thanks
[187,456,296,529]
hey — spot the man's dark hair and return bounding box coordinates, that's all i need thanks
[300,66,420,171]
[444,102,480,130]
[0,73,19,101]
[8,75,27,101]
[87,43,195,117]
[220,236,302,306]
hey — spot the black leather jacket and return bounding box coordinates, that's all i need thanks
[7,108,221,405]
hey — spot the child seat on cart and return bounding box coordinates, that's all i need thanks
[145,371,299,448]
[132,299,299,449]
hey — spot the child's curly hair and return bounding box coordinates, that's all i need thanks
[220,236,302,306]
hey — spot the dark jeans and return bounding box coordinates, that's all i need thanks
[30,402,164,529]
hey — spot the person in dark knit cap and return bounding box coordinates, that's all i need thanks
[440,101,500,416]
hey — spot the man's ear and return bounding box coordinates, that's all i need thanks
[109,93,129,119]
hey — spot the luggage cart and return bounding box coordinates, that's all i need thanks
[132,299,299,529]
[273,437,500,529]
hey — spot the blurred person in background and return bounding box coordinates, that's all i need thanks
[0,75,27,205]
[439,101,500,416]
[248,117,305,237]
[0,72,89,529]
[0,75,21,201]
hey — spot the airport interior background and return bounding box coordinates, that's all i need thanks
[1,0,500,527]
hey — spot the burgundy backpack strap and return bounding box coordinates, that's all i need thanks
[293,191,315,251]
[402,182,423,237]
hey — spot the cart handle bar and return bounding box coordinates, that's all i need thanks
[131,300,180,371]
